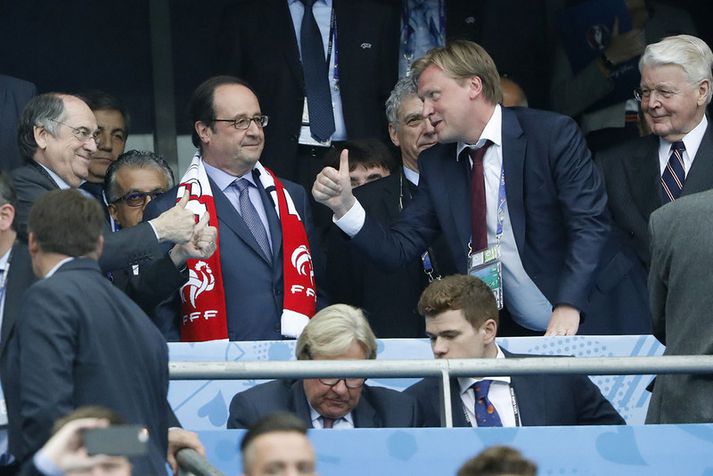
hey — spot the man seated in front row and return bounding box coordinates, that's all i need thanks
[228,304,423,429]
[406,275,625,427]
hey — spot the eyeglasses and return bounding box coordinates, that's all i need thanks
[50,119,99,143]
[211,115,269,130]
[111,190,165,207]
[318,377,366,389]
[633,87,678,102]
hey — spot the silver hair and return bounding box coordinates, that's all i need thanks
[385,76,419,130]
[17,93,66,162]
[640,35,713,104]
[295,304,377,361]
[104,150,175,203]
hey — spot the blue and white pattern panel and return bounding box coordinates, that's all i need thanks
[168,335,663,430]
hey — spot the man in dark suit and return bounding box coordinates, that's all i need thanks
[228,304,422,429]
[11,92,199,274]
[647,189,713,424]
[0,75,36,172]
[597,35,713,268]
[325,77,455,337]
[314,40,609,336]
[0,190,172,474]
[215,0,399,192]
[405,275,624,427]
[594,35,713,334]
[144,76,322,341]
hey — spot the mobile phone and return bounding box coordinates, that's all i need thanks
[84,425,149,456]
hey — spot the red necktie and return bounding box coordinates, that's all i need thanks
[469,140,493,252]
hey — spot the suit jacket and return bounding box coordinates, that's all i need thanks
[11,162,163,273]
[351,107,609,315]
[0,259,170,474]
[405,350,624,427]
[143,172,323,341]
[597,122,713,267]
[0,241,34,359]
[215,0,399,181]
[0,75,36,172]
[326,172,456,337]
[646,189,713,423]
[227,378,422,429]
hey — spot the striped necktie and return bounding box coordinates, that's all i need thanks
[660,141,686,204]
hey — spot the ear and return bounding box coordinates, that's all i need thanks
[697,79,710,107]
[34,125,49,150]
[92,234,105,260]
[467,76,484,100]
[28,231,39,258]
[388,123,400,148]
[0,204,15,232]
[480,318,498,345]
[107,203,119,222]
[195,121,212,145]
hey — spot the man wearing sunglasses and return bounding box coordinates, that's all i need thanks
[227,304,422,429]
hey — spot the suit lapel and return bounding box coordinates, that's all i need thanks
[352,386,378,428]
[210,177,272,265]
[255,174,282,268]
[270,0,304,89]
[683,122,713,196]
[623,135,662,218]
[290,381,316,426]
[442,144,471,255]
[500,109,526,255]
[449,378,469,427]
[0,241,34,356]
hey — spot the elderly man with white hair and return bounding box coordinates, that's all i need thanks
[227,304,422,429]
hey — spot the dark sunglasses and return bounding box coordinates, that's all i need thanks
[112,190,164,207]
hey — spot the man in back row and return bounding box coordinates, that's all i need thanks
[313,40,609,337]
[406,274,624,427]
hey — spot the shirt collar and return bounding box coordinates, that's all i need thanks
[658,114,708,161]
[402,165,419,186]
[458,343,511,394]
[38,163,72,190]
[0,248,11,272]
[456,104,503,160]
[44,257,75,279]
[202,159,258,193]
[288,0,332,6]
[309,404,354,427]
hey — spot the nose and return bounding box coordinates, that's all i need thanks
[422,117,436,135]
[421,100,434,118]
[96,129,111,151]
[431,337,447,358]
[85,136,98,153]
[330,379,350,396]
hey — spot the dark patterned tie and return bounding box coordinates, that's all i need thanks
[299,0,335,142]
[233,179,272,260]
[468,141,493,252]
[473,379,502,427]
[322,417,335,429]
[660,141,686,204]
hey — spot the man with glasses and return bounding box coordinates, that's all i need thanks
[325,77,455,338]
[227,304,422,429]
[11,93,202,274]
[144,76,324,341]
[595,35,713,332]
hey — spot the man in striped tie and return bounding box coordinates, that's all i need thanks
[593,34,713,334]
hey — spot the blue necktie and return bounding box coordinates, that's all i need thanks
[233,179,272,260]
[660,141,686,204]
[299,0,335,142]
[473,379,502,427]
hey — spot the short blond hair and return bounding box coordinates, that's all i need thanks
[411,40,503,105]
[295,304,377,360]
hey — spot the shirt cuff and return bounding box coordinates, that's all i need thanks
[333,200,365,238]
[33,450,63,476]
[147,220,160,240]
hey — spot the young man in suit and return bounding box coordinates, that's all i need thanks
[405,275,624,428]
[228,304,422,429]
[314,40,609,337]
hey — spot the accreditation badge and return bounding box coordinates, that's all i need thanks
[468,245,504,309]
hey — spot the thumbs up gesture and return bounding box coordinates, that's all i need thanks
[150,190,198,244]
[311,149,356,219]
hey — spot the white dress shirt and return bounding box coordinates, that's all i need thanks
[458,344,519,427]
[657,115,707,177]
[309,406,355,429]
